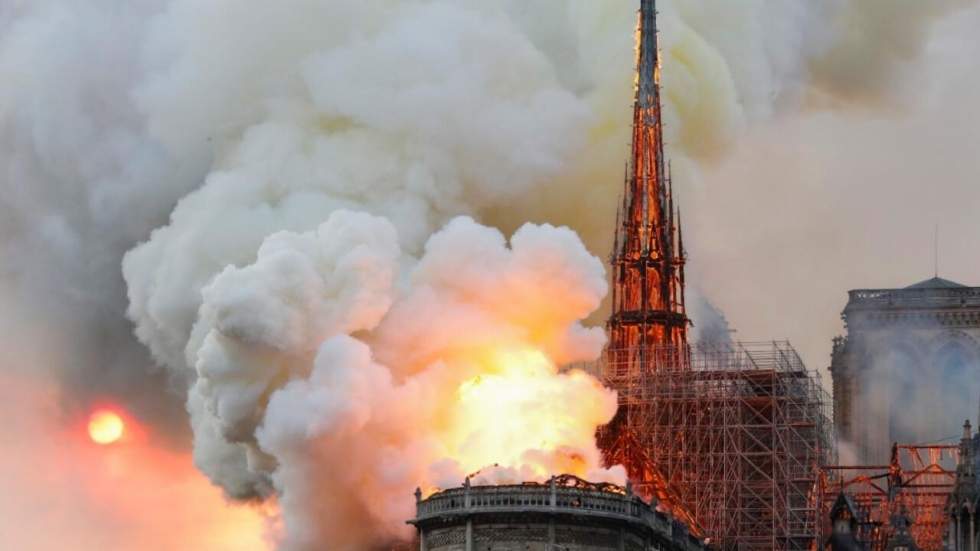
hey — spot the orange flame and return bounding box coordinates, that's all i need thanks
[442,347,618,486]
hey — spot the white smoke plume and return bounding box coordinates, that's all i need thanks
[182,211,617,547]
[1,0,976,549]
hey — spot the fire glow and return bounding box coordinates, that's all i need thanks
[450,348,609,481]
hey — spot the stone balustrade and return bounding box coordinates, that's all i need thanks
[409,475,708,551]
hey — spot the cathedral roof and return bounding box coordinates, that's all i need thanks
[904,276,968,290]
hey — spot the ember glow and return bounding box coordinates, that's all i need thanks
[88,409,125,445]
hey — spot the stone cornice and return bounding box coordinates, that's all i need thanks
[845,309,980,330]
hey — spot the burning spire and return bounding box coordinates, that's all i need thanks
[608,0,688,360]
[597,0,694,521]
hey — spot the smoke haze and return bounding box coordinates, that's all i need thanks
[1,0,978,549]
[0,372,269,550]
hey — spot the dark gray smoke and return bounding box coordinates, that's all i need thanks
[0,1,207,438]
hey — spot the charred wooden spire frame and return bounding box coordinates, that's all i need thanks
[607,0,688,360]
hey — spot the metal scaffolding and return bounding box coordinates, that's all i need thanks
[593,341,833,550]
[816,443,959,551]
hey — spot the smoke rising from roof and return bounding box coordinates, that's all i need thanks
[1,0,976,548]
[180,211,618,547]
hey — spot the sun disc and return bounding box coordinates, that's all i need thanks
[88,409,125,445]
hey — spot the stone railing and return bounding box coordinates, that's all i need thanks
[411,475,708,550]
[415,477,644,524]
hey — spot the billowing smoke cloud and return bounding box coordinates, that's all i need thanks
[809,0,978,106]
[2,0,977,549]
[171,211,617,547]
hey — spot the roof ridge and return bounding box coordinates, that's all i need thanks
[904,276,968,290]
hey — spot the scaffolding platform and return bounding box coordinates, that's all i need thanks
[588,341,833,550]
